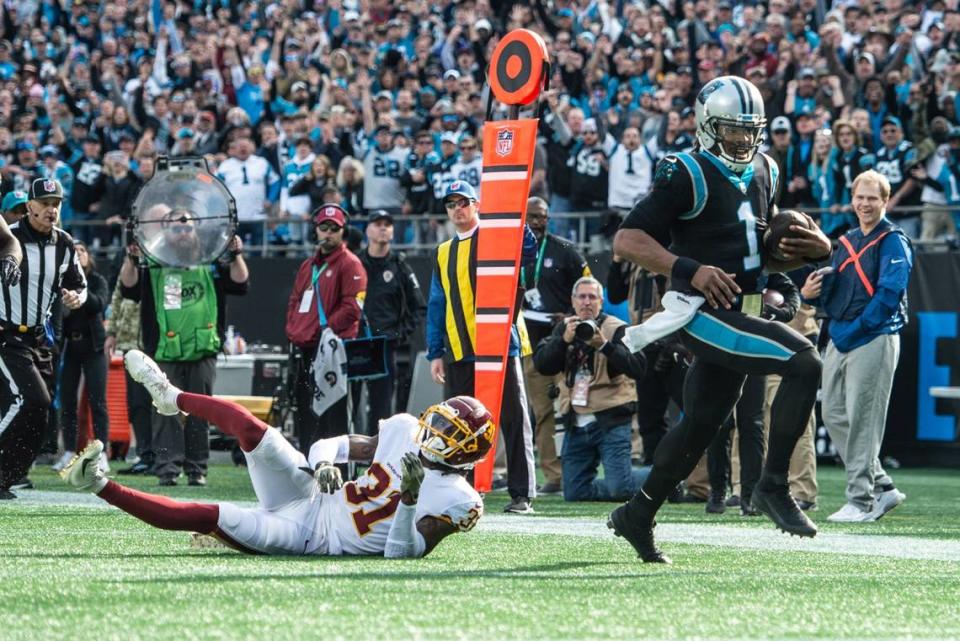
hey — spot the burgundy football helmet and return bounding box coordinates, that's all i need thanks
[417,396,494,470]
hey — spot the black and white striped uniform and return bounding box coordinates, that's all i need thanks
[0,220,86,492]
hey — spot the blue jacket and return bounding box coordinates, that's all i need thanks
[808,218,912,353]
[426,225,538,361]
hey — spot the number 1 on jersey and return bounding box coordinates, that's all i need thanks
[738,200,760,271]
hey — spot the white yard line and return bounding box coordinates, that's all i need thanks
[479,514,960,562]
[14,490,960,562]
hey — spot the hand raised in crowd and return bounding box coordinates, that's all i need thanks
[897,28,914,47]
[691,265,740,310]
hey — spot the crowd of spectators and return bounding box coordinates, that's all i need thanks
[2,0,960,253]
[0,0,932,512]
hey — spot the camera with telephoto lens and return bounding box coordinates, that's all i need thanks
[574,319,599,341]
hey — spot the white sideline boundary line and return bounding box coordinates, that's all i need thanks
[12,490,960,562]
[479,515,960,562]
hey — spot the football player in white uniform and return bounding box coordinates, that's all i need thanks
[60,350,491,558]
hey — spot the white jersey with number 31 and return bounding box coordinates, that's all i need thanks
[325,414,484,556]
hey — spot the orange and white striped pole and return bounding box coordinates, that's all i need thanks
[473,29,549,493]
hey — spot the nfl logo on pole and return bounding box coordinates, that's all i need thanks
[496,128,515,157]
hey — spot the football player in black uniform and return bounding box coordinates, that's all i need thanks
[609,76,833,563]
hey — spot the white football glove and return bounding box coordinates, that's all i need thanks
[400,452,424,502]
[313,461,343,494]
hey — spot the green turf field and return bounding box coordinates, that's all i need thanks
[2,464,959,641]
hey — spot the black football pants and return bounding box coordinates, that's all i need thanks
[706,374,766,502]
[0,336,54,490]
[628,307,821,520]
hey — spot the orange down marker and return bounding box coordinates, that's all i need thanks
[473,29,549,493]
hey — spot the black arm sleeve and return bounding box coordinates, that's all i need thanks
[81,272,109,314]
[132,85,149,128]
[619,156,693,242]
[399,258,426,339]
[288,176,311,197]
[532,326,569,377]
[533,0,560,37]
[61,246,88,295]
[606,260,631,305]
[120,267,146,302]
[217,263,250,295]
[603,325,646,379]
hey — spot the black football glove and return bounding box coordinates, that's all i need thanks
[0,255,20,287]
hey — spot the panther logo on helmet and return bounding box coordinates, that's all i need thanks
[695,75,767,173]
[417,396,494,470]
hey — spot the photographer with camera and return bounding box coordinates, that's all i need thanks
[533,277,646,502]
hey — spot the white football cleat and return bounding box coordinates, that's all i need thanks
[60,440,108,493]
[124,349,181,416]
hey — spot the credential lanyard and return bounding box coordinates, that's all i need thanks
[311,264,328,326]
[523,238,548,289]
[311,263,373,337]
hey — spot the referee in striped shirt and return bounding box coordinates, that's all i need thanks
[0,178,86,500]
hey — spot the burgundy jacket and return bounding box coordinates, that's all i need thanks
[285,244,367,348]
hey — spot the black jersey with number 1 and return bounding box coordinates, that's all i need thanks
[620,150,780,295]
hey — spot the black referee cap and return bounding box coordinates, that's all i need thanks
[29,177,64,201]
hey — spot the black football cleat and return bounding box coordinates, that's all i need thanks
[607,504,672,564]
[752,483,817,538]
[705,491,726,514]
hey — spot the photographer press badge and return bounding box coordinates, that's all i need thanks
[524,286,543,311]
[571,365,591,407]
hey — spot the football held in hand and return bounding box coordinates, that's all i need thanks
[763,210,815,262]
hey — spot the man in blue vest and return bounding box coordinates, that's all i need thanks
[801,169,913,523]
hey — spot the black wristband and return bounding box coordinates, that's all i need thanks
[671,257,701,282]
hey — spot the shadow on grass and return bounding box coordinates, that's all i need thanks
[5,552,211,560]
[106,560,703,583]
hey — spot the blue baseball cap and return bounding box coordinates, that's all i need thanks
[1,190,28,212]
[881,115,903,129]
[443,181,478,202]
